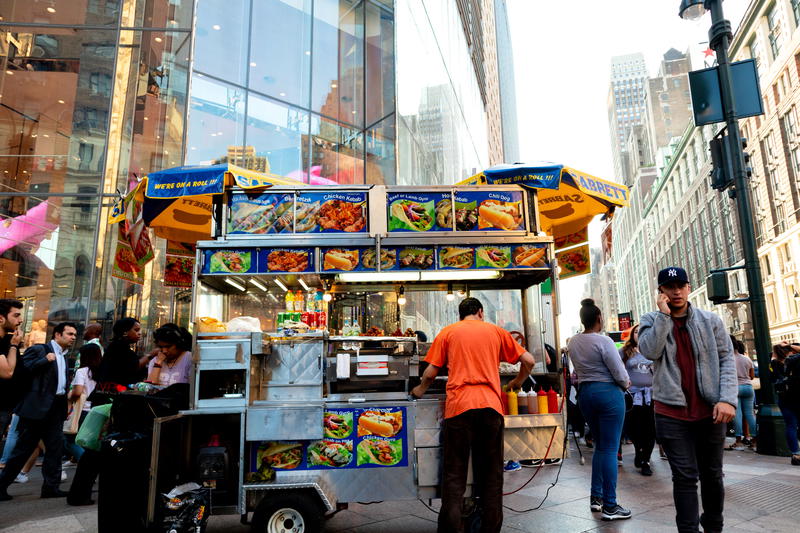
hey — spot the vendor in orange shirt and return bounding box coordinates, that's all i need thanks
[411,297,534,533]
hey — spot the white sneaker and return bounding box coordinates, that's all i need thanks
[61,470,67,481]
[14,472,28,483]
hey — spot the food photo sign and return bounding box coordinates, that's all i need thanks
[555,243,591,280]
[227,193,295,234]
[249,407,408,473]
[296,192,367,233]
[387,192,450,232]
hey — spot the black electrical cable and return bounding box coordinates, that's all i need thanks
[419,499,440,515]
[502,433,568,513]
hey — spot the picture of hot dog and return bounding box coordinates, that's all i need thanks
[357,409,403,437]
[512,246,546,267]
[323,249,358,271]
[478,200,523,230]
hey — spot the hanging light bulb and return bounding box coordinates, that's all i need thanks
[322,292,332,302]
[446,283,455,302]
[397,286,407,306]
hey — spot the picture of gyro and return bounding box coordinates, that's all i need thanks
[390,199,434,232]
[210,251,251,273]
[267,250,309,272]
[512,245,546,267]
[478,199,524,230]
[475,246,511,268]
[257,442,303,470]
[438,247,474,269]
[323,249,359,271]
[357,438,403,467]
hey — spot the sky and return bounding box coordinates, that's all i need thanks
[506,0,748,343]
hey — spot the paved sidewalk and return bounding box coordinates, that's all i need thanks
[2,438,799,532]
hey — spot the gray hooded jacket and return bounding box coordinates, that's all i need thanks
[638,305,738,409]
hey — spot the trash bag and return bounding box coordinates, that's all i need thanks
[160,483,211,533]
[75,403,112,451]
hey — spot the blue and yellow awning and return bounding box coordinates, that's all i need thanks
[458,163,629,238]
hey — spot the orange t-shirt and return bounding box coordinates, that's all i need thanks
[424,319,525,419]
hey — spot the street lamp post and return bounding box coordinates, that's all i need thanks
[679,0,786,455]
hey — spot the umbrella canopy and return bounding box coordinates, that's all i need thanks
[110,163,305,242]
[458,163,629,238]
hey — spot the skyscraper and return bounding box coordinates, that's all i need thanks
[607,53,649,183]
[495,0,520,163]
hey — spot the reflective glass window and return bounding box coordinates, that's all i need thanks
[185,74,245,165]
[311,0,363,127]
[0,195,100,323]
[249,0,312,109]
[193,0,248,85]
[309,113,363,184]
[365,0,393,127]
[131,0,195,29]
[0,0,120,26]
[112,30,190,189]
[0,28,116,194]
[245,93,309,178]
[366,113,394,184]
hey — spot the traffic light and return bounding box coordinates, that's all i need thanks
[710,134,734,191]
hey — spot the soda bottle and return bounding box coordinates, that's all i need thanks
[285,290,294,312]
[294,290,304,312]
[306,290,315,312]
[314,289,323,313]
[343,317,352,336]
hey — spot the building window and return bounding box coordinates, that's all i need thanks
[768,5,782,59]
[786,107,797,137]
[793,0,800,25]
[750,38,762,68]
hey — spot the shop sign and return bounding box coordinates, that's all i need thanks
[387,192,450,232]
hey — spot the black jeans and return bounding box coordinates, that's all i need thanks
[0,396,67,493]
[439,408,504,533]
[629,403,656,464]
[655,415,726,533]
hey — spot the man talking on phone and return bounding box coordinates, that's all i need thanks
[638,267,737,533]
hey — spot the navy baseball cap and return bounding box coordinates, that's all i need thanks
[658,266,689,286]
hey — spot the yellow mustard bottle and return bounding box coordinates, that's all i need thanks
[537,388,549,414]
[506,388,518,415]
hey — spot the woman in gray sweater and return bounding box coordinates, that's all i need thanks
[567,299,631,521]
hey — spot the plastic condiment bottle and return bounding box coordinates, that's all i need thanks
[500,385,510,415]
[537,388,549,414]
[547,388,559,413]
[506,388,518,415]
[527,389,538,414]
[517,391,528,414]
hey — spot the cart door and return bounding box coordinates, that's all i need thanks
[148,414,190,525]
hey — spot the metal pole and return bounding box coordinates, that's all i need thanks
[707,0,786,455]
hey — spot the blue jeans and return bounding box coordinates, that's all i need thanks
[734,384,757,438]
[778,396,800,454]
[0,414,19,465]
[578,382,625,507]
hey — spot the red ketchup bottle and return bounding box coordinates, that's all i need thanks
[547,387,559,414]
[500,385,510,415]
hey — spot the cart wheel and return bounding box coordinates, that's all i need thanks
[251,492,323,533]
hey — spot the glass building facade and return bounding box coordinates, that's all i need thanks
[0,0,498,340]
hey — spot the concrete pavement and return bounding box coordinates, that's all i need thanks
[2,437,799,532]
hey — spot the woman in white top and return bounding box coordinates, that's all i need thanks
[146,324,192,387]
[65,344,102,462]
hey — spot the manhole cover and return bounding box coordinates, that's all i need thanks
[727,478,800,516]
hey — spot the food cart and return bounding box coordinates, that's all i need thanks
[145,181,569,532]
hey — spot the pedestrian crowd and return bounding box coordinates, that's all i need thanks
[0,299,192,504]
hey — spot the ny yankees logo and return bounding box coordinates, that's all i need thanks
[669,269,677,277]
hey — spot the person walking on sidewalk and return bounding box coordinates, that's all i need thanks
[0,322,78,501]
[411,297,534,533]
[620,325,656,475]
[770,342,800,465]
[0,299,24,461]
[638,267,737,533]
[729,337,756,451]
[567,299,631,521]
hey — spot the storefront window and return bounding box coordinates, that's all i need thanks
[132,0,195,29]
[365,0,394,127]
[311,0,364,127]
[248,0,312,109]
[245,93,309,178]
[192,0,249,85]
[366,113,395,184]
[185,74,245,165]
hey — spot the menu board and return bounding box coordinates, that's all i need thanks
[554,227,589,251]
[321,247,376,272]
[439,243,547,270]
[455,190,525,231]
[228,193,294,234]
[295,192,367,233]
[385,246,434,270]
[249,406,408,473]
[258,248,315,273]
[387,192,450,232]
[202,249,256,274]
